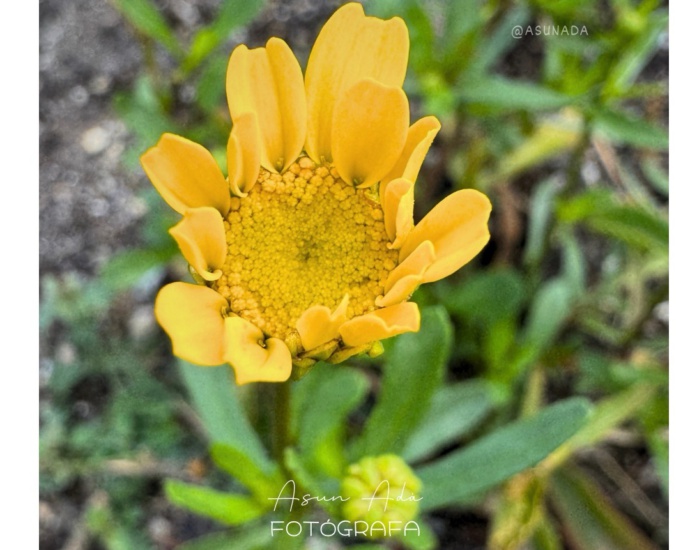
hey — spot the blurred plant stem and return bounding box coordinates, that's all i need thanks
[565,118,592,194]
[273,381,292,472]
[521,366,546,418]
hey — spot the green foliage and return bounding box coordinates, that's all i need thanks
[165,480,266,525]
[112,0,182,56]
[550,467,657,550]
[402,380,495,463]
[291,364,369,476]
[417,398,591,510]
[178,361,272,470]
[348,306,453,458]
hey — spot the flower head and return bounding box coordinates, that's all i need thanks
[142,3,491,384]
[341,454,422,532]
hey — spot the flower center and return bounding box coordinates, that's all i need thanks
[213,156,399,342]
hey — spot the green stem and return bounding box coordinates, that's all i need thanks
[273,381,292,471]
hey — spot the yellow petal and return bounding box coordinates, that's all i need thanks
[305,2,409,163]
[226,38,307,173]
[332,79,409,188]
[296,295,349,351]
[227,112,261,197]
[224,316,292,384]
[400,189,492,283]
[141,134,230,216]
[382,177,416,248]
[377,241,436,307]
[339,302,420,347]
[155,283,227,366]
[382,178,411,241]
[382,116,441,185]
[169,207,227,281]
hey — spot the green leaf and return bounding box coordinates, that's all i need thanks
[439,268,527,326]
[196,53,230,114]
[99,247,174,292]
[641,157,669,196]
[443,0,484,53]
[402,381,494,463]
[493,114,582,181]
[514,278,577,371]
[592,107,668,150]
[558,229,587,298]
[400,518,438,550]
[283,448,341,517]
[177,525,272,550]
[458,77,574,111]
[114,75,178,157]
[543,383,658,471]
[468,7,530,75]
[531,513,564,550]
[112,0,181,56]
[165,480,265,525]
[349,306,453,459]
[178,361,272,471]
[210,442,284,501]
[291,364,368,474]
[550,467,657,550]
[603,12,668,97]
[184,0,267,70]
[417,397,591,510]
[647,428,669,498]
[524,178,561,267]
[558,189,669,252]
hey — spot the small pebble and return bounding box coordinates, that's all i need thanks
[80,126,111,155]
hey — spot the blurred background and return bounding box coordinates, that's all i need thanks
[39,0,669,548]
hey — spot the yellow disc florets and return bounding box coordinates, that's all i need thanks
[212,156,399,342]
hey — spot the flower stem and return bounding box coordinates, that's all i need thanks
[273,381,292,470]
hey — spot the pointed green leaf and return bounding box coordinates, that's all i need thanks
[458,77,574,111]
[550,467,657,550]
[210,442,284,501]
[439,268,527,327]
[184,0,267,70]
[283,448,341,517]
[524,178,561,267]
[291,364,368,475]
[403,381,494,463]
[165,480,265,525]
[543,382,658,471]
[349,306,453,459]
[558,189,669,252]
[112,0,181,56]
[417,398,591,510]
[593,107,668,150]
[178,361,272,471]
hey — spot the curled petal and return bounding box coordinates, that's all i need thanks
[332,79,409,188]
[226,38,307,173]
[169,207,227,281]
[155,283,227,366]
[339,302,420,347]
[227,112,261,197]
[377,241,436,307]
[382,116,441,187]
[400,189,492,283]
[296,295,349,351]
[224,316,292,384]
[305,2,409,163]
[141,134,230,216]
[382,177,415,248]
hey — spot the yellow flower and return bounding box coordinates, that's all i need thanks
[141,3,491,385]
